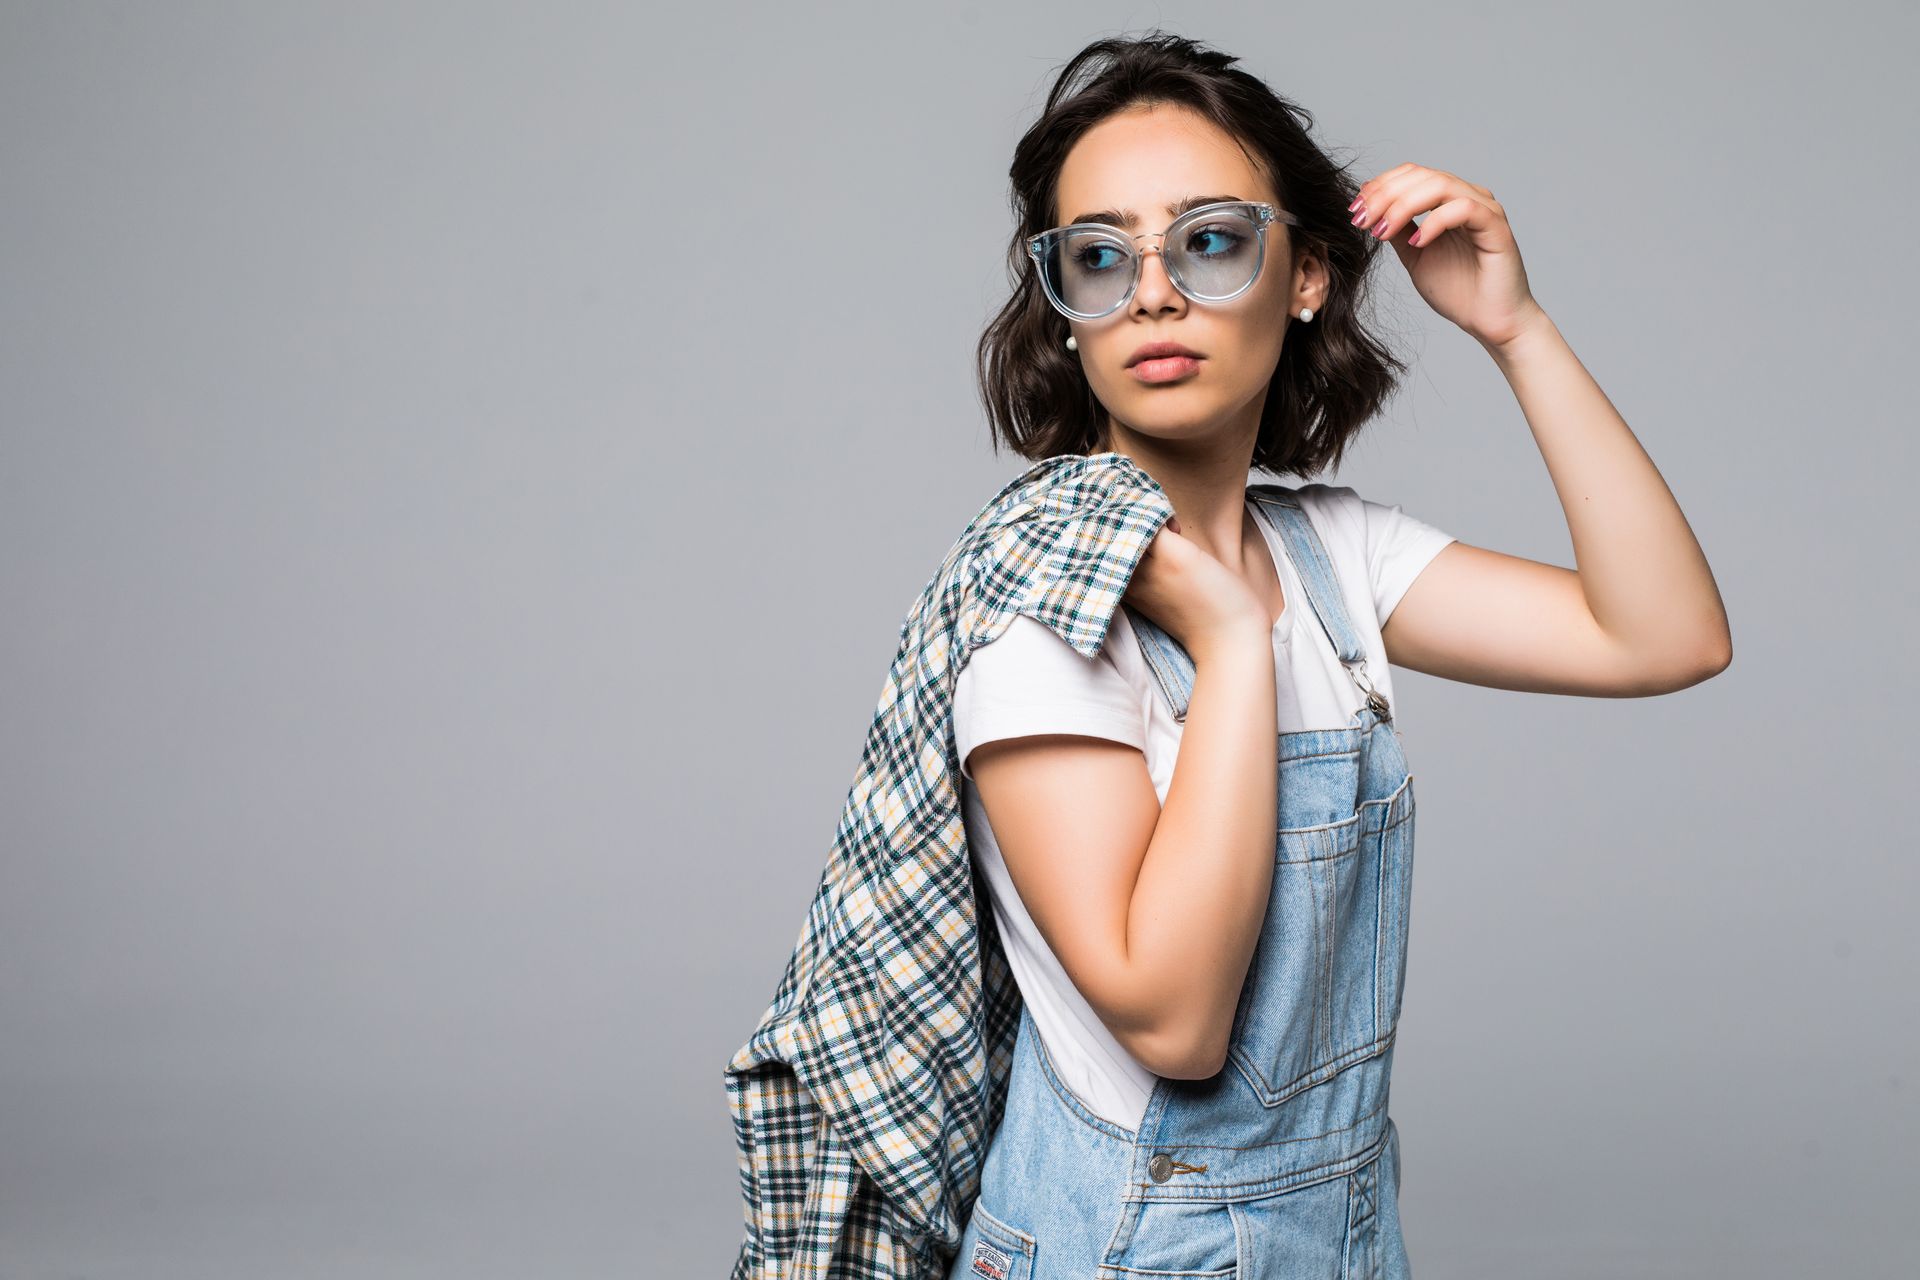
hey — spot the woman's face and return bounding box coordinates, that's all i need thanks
[1050,103,1321,452]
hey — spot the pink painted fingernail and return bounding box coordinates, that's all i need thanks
[1348,196,1364,212]
[1371,217,1388,237]
[1350,205,1368,225]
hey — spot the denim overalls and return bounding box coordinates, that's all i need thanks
[948,487,1416,1280]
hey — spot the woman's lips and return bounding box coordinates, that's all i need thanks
[1130,355,1201,383]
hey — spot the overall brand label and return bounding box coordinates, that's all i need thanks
[969,1238,1012,1279]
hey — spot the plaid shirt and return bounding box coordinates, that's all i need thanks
[723,451,1177,1280]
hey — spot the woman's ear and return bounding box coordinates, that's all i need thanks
[1294,244,1330,315]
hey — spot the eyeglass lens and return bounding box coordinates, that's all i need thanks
[1039,207,1265,317]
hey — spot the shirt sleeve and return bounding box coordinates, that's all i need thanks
[953,612,1147,782]
[1345,487,1458,626]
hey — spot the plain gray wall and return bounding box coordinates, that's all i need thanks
[2,2,1913,1277]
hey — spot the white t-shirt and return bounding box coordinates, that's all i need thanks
[954,483,1456,1132]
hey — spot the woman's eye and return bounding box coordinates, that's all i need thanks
[1074,244,1127,272]
[1186,226,1247,257]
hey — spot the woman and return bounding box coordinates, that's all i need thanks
[946,31,1731,1280]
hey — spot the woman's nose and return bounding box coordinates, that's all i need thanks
[1133,241,1184,312]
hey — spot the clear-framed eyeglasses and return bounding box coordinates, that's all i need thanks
[1026,200,1302,321]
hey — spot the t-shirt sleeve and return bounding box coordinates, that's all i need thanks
[953,612,1147,782]
[1340,485,1459,625]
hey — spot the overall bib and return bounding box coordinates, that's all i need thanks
[948,487,1416,1280]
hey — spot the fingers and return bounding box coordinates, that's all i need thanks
[1396,195,1480,250]
[1350,164,1497,244]
[1352,172,1453,242]
[1349,166,1425,236]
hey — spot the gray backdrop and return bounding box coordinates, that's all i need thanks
[2,2,1913,1277]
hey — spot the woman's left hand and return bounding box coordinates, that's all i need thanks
[1352,164,1545,350]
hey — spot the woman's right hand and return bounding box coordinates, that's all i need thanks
[1121,515,1270,663]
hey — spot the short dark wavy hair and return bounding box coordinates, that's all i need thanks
[977,31,1408,478]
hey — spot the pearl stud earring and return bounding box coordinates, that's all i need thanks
[1065,335,1078,351]
[1298,307,1314,322]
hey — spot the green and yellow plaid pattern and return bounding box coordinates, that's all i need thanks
[724,451,1176,1280]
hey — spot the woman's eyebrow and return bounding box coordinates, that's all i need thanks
[1066,193,1247,228]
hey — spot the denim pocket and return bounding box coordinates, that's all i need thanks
[1096,1198,1239,1278]
[958,1202,1035,1280]
[1226,794,1401,1107]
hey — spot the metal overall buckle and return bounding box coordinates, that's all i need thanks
[1344,657,1393,723]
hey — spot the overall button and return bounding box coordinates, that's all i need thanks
[1147,1153,1173,1183]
